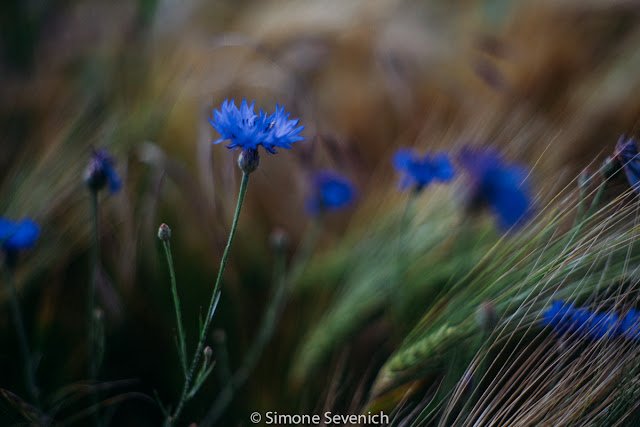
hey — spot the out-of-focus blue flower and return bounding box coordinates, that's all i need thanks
[620,308,640,340]
[307,171,356,215]
[85,149,122,193]
[393,149,454,192]
[458,147,532,230]
[0,218,40,252]
[209,99,303,154]
[541,300,627,340]
[614,136,640,194]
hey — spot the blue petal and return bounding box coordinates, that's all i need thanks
[431,153,455,181]
[616,136,640,193]
[1,218,40,251]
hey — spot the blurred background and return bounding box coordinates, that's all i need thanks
[2,0,640,425]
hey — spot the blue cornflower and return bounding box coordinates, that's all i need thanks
[393,149,454,192]
[85,148,122,193]
[209,99,304,155]
[458,147,532,230]
[541,300,623,341]
[541,300,573,333]
[620,309,640,340]
[307,171,356,215]
[614,135,640,194]
[0,218,40,253]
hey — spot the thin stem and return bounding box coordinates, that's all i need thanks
[88,190,101,426]
[162,240,188,376]
[3,265,40,406]
[391,195,416,318]
[166,172,250,426]
[201,234,289,425]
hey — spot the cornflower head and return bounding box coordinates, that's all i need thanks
[84,148,122,194]
[458,147,532,230]
[392,149,454,192]
[307,171,356,216]
[613,135,640,194]
[0,218,40,267]
[209,99,304,174]
[541,300,640,341]
[0,218,40,252]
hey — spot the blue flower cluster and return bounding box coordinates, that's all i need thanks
[393,149,454,192]
[541,300,640,341]
[458,147,532,230]
[0,218,40,253]
[85,149,122,193]
[390,146,532,230]
[209,99,304,154]
[307,171,356,215]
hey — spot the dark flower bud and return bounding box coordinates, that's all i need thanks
[269,228,289,251]
[476,301,498,334]
[238,148,260,174]
[600,156,615,179]
[84,149,122,194]
[158,223,172,241]
[203,346,213,368]
[578,169,590,191]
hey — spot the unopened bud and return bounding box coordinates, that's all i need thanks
[238,148,260,174]
[269,228,289,250]
[158,223,172,241]
[578,169,590,191]
[600,156,615,179]
[203,346,213,367]
[476,301,498,334]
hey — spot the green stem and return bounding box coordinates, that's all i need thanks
[391,195,416,317]
[3,266,40,406]
[88,191,101,426]
[166,172,250,426]
[162,240,188,376]
[201,234,289,425]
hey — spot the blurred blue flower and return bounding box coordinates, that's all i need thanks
[459,147,532,230]
[0,218,40,252]
[614,135,640,194]
[307,171,356,215]
[541,300,625,340]
[620,308,640,340]
[209,99,303,154]
[85,149,122,193]
[393,149,454,192]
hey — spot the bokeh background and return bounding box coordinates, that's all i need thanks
[3,0,640,425]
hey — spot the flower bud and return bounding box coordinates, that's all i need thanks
[269,228,289,251]
[204,346,213,358]
[578,168,590,191]
[476,301,498,335]
[158,223,172,241]
[84,149,122,193]
[238,148,260,174]
[600,156,615,179]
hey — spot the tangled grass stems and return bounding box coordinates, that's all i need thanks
[372,171,640,424]
[412,192,640,424]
